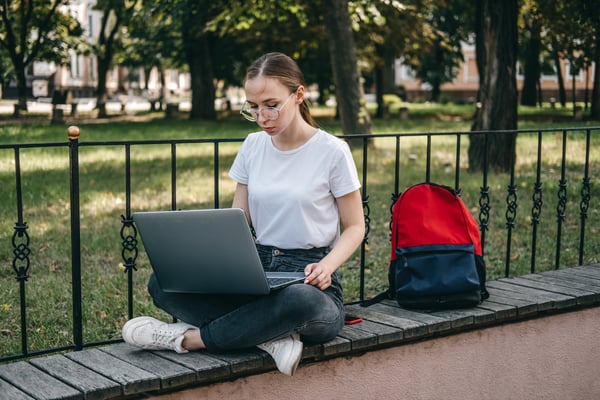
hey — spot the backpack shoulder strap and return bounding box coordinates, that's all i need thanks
[360,290,392,307]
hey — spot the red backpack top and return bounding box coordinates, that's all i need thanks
[391,183,483,260]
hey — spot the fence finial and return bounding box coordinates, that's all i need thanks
[67,126,80,140]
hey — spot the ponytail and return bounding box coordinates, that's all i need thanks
[299,101,316,128]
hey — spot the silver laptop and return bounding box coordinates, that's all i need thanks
[132,208,306,294]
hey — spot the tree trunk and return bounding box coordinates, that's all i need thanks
[520,22,541,106]
[469,0,518,173]
[552,39,567,107]
[383,50,396,94]
[96,57,110,118]
[584,67,589,111]
[15,63,28,113]
[321,0,371,136]
[429,43,443,102]
[591,51,600,119]
[374,66,385,118]
[374,46,395,119]
[94,6,121,119]
[571,67,577,114]
[186,35,216,120]
[430,80,441,102]
[159,68,166,111]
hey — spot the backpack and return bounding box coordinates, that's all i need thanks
[362,182,489,310]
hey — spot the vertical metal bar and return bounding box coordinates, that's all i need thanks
[555,130,568,269]
[359,136,370,303]
[530,131,543,273]
[425,134,431,183]
[120,144,137,319]
[169,142,180,321]
[214,142,220,209]
[171,143,177,210]
[390,136,401,234]
[393,136,400,200]
[67,126,83,350]
[454,133,461,192]
[578,128,591,265]
[124,144,132,221]
[12,147,30,356]
[478,132,490,255]
[504,132,518,277]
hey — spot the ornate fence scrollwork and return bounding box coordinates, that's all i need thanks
[12,222,31,282]
[478,185,491,234]
[530,181,543,271]
[505,184,518,229]
[362,195,371,245]
[120,215,138,273]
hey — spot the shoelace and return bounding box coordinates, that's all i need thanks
[151,327,178,347]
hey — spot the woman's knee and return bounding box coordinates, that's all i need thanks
[282,284,341,318]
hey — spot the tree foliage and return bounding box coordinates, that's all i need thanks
[92,0,139,118]
[519,0,543,106]
[0,0,81,112]
[405,0,472,102]
[349,0,428,117]
[537,0,599,115]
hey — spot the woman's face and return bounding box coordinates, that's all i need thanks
[243,76,299,136]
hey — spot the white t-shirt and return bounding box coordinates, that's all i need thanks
[228,129,361,249]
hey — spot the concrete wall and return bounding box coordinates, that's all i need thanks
[152,307,600,400]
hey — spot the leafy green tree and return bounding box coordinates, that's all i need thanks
[149,0,247,120]
[350,0,429,117]
[469,0,519,172]
[519,0,542,106]
[579,0,600,119]
[121,1,181,111]
[321,0,371,135]
[92,0,139,118]
[407,0,472,103]
[538,0,598,115]
[0,0,81,114]
[209,0,370,132]
[208,1,333,113]
[537,0,569,107]
[177,1,221,120]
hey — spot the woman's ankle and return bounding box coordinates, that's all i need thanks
[182,328,205,350]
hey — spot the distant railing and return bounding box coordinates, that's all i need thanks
[1,126,596,362]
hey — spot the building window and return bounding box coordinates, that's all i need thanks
[71,55,81,78]
[90,57,96,80]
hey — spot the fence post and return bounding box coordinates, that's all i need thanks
[12,147,30,356]
[68,126,83,350]
[359,136,371,303]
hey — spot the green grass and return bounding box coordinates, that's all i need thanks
[1,103,598,358]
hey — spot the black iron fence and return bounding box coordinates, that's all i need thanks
[1,126,596,362]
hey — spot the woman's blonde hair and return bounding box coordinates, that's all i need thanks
[244,52,316,128]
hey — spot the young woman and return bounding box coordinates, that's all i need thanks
[122,52,365,376]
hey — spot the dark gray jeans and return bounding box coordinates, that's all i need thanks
[147,245,345,352]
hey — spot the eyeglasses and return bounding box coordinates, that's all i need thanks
[240,93,295,122]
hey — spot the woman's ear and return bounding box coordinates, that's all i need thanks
[295,85,305,104]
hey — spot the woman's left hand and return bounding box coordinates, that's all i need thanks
[304,262,333,290]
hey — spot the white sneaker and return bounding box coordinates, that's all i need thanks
[122,316,196,353]
[257,333,303,376]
